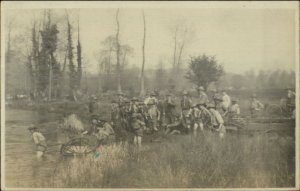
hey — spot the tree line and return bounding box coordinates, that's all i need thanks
[5,9,296,101]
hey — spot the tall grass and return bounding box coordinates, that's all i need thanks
[48,131,295,188]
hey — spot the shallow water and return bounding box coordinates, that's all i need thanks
[5,109,63,188]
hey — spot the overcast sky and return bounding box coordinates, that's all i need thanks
[3,2,298,74]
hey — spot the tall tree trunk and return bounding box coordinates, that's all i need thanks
[176,29,187,73]
[177,42,185,72]
[172,26,178,70]
[66,14,76,101]
[48,56,52,101]
[77,16,82,89]
[140,10,146,97]
[115,9,122,93]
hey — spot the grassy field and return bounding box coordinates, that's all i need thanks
[6,89,295,188]
[48,131,295,188]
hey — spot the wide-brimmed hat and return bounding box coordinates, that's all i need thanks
[197,86,205,91]
[132,113,140,118]
[213,96,223,101]
[131,97,139,101]
[28,126,37,131]
[251,93,257,98]
[197,101,207,106]
[182,90,188,95]
[206,103,215,109]
[148,99,156,105]
[232,98,238,102]
[91,114,100,120]
[191,103,198,108]
[117,92,124,96]
[150,92,157,96]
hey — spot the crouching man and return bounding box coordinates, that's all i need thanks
[28,126,47,160]
[207,103,226,138]
[86,115,115,145]
[96,119,116,145]
[164,114,184,135]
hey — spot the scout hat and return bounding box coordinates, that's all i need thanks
[28,126,37,131]
[191,103,198,108]
[232,98,238,103]
[197,100,206,106]
[213,95,223,101]
[132,113,140,118]
[117,92,124,96]
[182,90,188,96]
[197,86,205,91]
[148,99,155,105]
[131,97,139,101]
[206,103,215,109]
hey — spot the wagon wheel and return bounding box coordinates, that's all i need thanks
[60,136,98,156]
[266,104,283,119]
[199,107,214,129]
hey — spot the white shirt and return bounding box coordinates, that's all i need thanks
[32,132,46,145]
[222,94,231,108]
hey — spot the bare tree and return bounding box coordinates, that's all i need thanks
[115,9,122,93]
[66,12,77,101]
[172,25,179,70]
[76,13,82,90]
[140,10,146,97]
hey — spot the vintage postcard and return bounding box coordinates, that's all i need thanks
[1,1,299,190]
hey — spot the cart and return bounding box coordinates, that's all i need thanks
[60,134,99,156]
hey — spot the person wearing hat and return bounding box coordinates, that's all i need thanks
[181,90,193,130]
[146,99,161,131]
[226,98,246,129]
[110,100,120,127]
[189,103,203,136]
[221,90,231,112]
[144,91,158,106]
[164,93,177,125]
[198,86,209,106]
[227,98,240,116]
[250,94,264,117]
[207,103,226,138]
[129,97,140,114]
[286,88,296,113]
[164,113,184,135]
[95,119,115,145]
[131,113,146,148]
[117,92,126,106]
[28,126,47,159]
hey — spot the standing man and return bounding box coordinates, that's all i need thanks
[286,88,296,114]
[117,92,126,106]
[28,126,47,160]
[164,93,177,125]
[181,90,193,131]
[147,99,161,131]
[144,92,158,106]
[131,113,146,149]
[198,86,209,105]
[221,90,231,112]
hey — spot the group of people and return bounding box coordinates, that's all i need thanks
[28,86,296,158]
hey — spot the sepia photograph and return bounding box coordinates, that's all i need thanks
[1,1,299,190]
